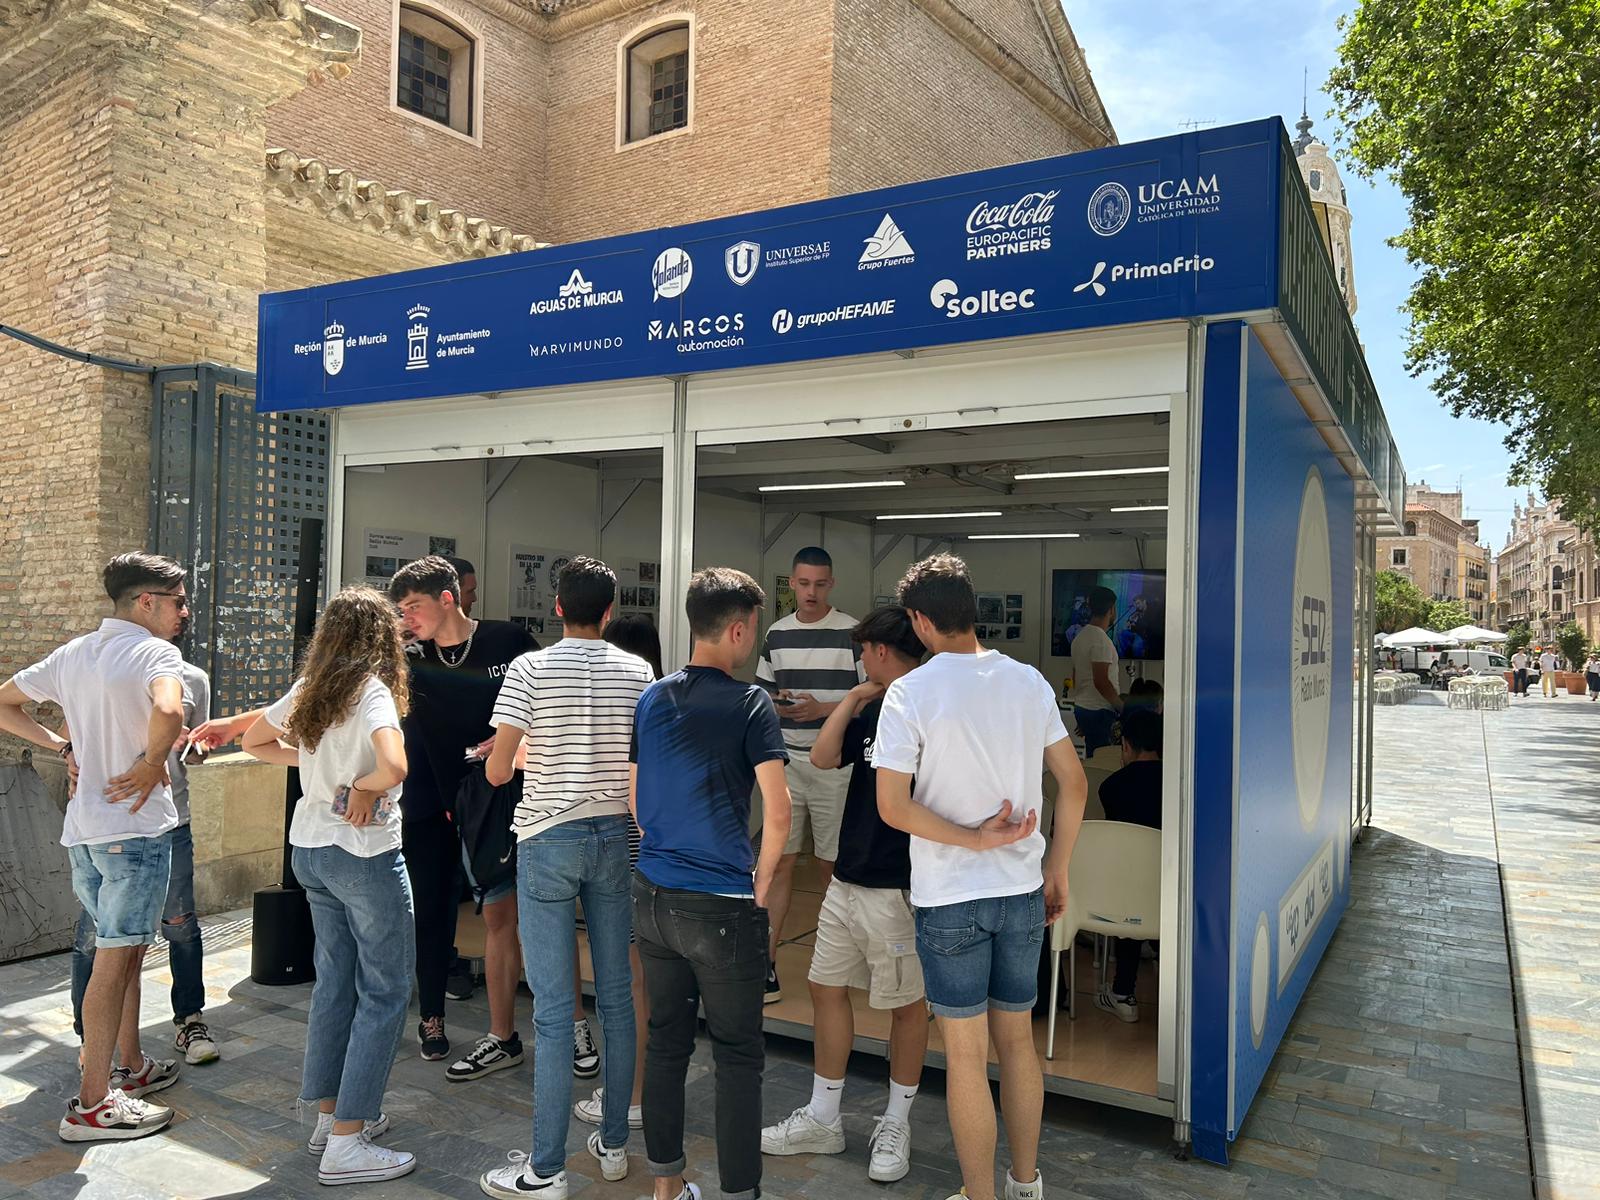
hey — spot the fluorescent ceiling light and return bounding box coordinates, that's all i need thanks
[969,532,1081,540]
[758,480,905,493]
[1109,504,1169,512]
[876,511,1003,521]
[1013,465,1169,481]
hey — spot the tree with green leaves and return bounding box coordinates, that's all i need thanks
[1557,620,1587,670]
[1505,623,1533,655]
[1424,598,1471,632]
[1375,569,1427,632]
[1330,1,1600,534]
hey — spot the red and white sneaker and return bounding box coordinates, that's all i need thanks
[112,1054,181,1098]
[59,1090,173,1141]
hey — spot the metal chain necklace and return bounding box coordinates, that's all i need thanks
[434,620,478,669]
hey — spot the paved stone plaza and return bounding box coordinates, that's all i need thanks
[1,690,1594,1199]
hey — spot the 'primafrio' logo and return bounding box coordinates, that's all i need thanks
[1087,181,1131,236]
[652,248,693,301]
[1290,465,1333,829]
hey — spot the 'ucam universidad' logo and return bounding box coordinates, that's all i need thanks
[1087,182,1131,236]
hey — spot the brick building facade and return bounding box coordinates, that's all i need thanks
[0,0,1113,698]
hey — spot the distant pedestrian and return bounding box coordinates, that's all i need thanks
[1539,648,1559,698]
[1511,649,1529,696]
[1584,653,1600,702]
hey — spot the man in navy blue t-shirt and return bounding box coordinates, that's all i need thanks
[630,567,792,1200]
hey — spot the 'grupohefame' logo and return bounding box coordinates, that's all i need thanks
[1087,182,1131,237]
[322,322,345,376]
[1290,465,1333,829]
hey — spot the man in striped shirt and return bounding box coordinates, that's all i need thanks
[756,546,864,1003]
[480,557,654,1200]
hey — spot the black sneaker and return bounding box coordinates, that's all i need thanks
[419,1016,450,1061]
[572,1019,600,1079]
[445,958,475,1002]
[446,1033,523,1082]
[764,964,782,1005]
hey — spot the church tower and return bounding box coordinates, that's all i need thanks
[1294,106,1358,316]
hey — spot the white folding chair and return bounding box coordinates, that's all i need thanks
[1044,821,1161,1059]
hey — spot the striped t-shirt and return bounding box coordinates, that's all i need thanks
[756,608,865,750]
[490,639,655,841]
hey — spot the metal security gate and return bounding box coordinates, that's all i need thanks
[149,364,329,714]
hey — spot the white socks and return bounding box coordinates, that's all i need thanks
[808,1073,845,1125]
[885,1079,918,1125]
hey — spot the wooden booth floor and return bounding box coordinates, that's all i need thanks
[456,857,1161,1108]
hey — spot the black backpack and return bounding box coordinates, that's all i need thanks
[455,762,520,911]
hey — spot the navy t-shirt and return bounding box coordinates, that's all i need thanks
[631,665,788,896]
[832,699,912,890]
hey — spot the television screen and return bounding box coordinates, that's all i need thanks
[1051,569,1167,660]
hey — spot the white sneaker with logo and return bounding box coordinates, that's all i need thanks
[867,1115,912,1182]
[1004,1167,1044,1200]
[479,1152,567,1199]
[1095,987,1139,1023]
[572,1019,599,1079]
[306,1110,391,1155]
[174,1014,220,1065]
[317,1131,416,1185]
[760,1105,846,1156]
[587,1130,628,1181]
[573,1086,643,1129]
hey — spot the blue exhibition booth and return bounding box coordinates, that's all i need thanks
[257,117,1401,1163]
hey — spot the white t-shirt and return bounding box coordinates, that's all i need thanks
[1070,623,1119,712]
[1539,652,1558,673]
[12,619,183,847]
[1511,652,1529,670]
[490,639,653,841]
[264,677,403,858]
[873,649,1069,908]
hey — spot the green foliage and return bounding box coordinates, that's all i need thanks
[1374,569,1427,633]
[1329,1,1600,536]
[1557,620,1587,670]
[1505,623,1533,655]
[1424,598,1471,632]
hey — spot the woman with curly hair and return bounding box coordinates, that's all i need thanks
[243,585,417,1186]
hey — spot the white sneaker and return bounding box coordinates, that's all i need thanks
[586,1129,628,1181]
[317,1131,416,1186]
[572,1019,599,1079]
[760,1105,846,1156]
[1004,1167,1044,1200]
[307,1110,391,1155]
[59,1089,173,1141]
[175,1015,220,1065]
[1095,987,1139,1023]
[867,1115,912,1182]
[479,1152,567,1199]
[573,1086,643,1129]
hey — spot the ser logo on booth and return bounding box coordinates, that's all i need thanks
[1290,465,1333,829]
[322,322,344,376]
[858,213,915,270]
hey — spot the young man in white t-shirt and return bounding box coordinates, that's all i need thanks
[1069,586,1122,754]
[1539,648,1559,697]
[1510,649,1529,696]
[479,557,654,1200]
[874,555,1088,1200]
[0,553,190,1142]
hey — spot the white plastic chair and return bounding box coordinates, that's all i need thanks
[1044,820,1162,1059]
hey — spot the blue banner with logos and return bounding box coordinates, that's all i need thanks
[257,119,1285,412]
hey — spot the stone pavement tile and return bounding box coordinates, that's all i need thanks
[1234,1113,1382,1167]
[1313,1153,1447,1200]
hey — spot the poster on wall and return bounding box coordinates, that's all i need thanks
[975,592,1022,645]
[614,559,662,625]
[508,544,580,639]
[1050,570,1166,659]
[362,528,456,588]
[774,574,797,620]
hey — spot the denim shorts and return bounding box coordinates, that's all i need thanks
[68,831,174,949]
[461,840,516,907]
[914,887,1045,1019]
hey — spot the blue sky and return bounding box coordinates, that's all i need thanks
[1062,0,1525,548]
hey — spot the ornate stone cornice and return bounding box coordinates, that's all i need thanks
[265,148,545,257]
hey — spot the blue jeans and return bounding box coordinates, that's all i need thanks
[68,830,173,949]
[1075,706,1118,756]
[517,817,636,1176]
[914,887,1046,1019]
[71,823,203,1036]
[293,844,416,1122]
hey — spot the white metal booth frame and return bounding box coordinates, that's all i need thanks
[260,119,1403,1163]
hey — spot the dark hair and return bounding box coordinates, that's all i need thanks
[445,556,476,578]
[792,546,833,572]
[685,567,765,640]
[104,553,186,606]
[896,554,976,635]
[852,606,924,663]
[388,555,460,605]
[604,613,664,679]
[1120,708,1163,755]
[1088,586,1117,619]
[557,555,617,627]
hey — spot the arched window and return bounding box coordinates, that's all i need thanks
[1404,521,1416,537]
[623,22,691,144]
[396,5,477,138]
[1308,168,1322,191]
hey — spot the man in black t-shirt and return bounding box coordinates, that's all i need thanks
[1094,708,1162,1025]
[760,607,927,1186]
[390,557,537,1065]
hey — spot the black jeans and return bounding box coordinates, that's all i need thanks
[1514,668,1529,695]
[402,812,461,1021]
[632,875,768,1200]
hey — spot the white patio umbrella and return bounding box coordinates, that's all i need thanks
[1447,624,1508,644]
[1383,627,1460,648]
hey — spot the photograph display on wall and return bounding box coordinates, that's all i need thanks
[1050,569,1167,660]
[362,528,455,589]
[613,559,660,623]
[774,574,797,620]
[510,545,579,638]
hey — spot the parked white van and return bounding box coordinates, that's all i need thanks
[1433,649,1510,676]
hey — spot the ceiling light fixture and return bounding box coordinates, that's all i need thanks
[1109,504,1169,512]
[968,532,1082,540]
[1013,465,1169,481]
[757,480,906,493]
[876,511,1003,521]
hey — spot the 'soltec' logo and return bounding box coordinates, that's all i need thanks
[928,279,1036,319]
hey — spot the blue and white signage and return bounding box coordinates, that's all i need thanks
[258,120,1285,413]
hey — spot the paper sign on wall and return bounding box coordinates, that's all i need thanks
[363,528,456,588]
[508,545,580,638]
[976,591,1024,643]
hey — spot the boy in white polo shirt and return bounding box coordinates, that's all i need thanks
[0,553,191,1142]
[873,555,1087,1200]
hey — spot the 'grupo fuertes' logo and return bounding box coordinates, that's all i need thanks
[1290,465,1333,829]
